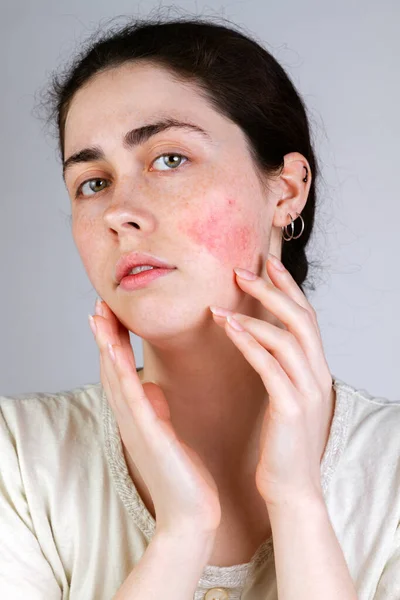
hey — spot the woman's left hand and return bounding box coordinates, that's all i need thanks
[210,253,335,509]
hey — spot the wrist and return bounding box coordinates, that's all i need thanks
[154,527,216,550]
[266,491,327,517]
[153,529,215,568]
[155,525,216,543]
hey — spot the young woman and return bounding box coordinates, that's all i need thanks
[1,15,399,600]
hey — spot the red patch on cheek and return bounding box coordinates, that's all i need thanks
[178,199,256,266]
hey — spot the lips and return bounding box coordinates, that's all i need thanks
[115,252,176,283]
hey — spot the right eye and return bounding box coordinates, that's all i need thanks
[75,178,110,198]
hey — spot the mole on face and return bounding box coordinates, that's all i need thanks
[178,196,259,268]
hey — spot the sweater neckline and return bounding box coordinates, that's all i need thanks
[102,373,352,588]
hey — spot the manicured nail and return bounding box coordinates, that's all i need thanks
[268,253,285,271]
[233,267,258,280]
[209,306,234,317]
[88,314,97,337]
[226,315,245,331]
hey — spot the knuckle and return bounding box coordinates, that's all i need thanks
[301,306,314,322]
[307,389,322,406]
[285,330,297,347]
[299,306,319,331]
[279,401,302,421]
[263,353,281,376]
[280,329,298,351]
[307,303,317,317]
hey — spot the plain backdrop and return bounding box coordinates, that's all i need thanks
[1,0,398,400]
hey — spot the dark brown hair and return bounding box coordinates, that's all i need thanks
[40,11,323,294]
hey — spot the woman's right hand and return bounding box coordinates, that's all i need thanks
[90,300,221,539]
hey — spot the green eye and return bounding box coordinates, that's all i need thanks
[152,153,188,171]
[76,178,109,198]
[74,153,188,199]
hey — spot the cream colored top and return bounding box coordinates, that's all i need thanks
[0,374,399,600]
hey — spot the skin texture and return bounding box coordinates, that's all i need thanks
[180,196,255,267]
[63,61,335,565]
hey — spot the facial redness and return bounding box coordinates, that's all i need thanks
[178,196,259,268]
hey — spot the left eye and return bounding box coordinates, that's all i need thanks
[76,178,109,198]
[75,154,188,198]
[151,153,188,171]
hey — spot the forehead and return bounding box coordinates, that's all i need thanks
[64,62,223,154]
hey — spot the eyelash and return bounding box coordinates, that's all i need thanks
[74,152,189,199]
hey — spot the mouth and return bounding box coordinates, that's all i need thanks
[115,252,176,283]
[118,266,176,291]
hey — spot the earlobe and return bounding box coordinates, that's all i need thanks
[282,212,305,241]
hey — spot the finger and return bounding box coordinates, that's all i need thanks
[265,259,324,350]
[111,343,164,436]
[96,301,136,370]
[223,318,298,416]
[99,301,131,345]
[266,255,320,331]
[99,351,113,408]
[93,316,156,426]
[234,269,329,383]
[94,316,126,416]
[89,313,114,410]
[264,259,331,388]
[225,313,317,397]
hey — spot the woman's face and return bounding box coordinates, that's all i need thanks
[63,62,280,339]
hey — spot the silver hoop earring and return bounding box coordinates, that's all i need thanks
[282,212,305,241]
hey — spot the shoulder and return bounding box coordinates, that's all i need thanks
[333,374,400,438]
[333,375,400,408]
[0,382,104,445]
[331,374,400,480]
[333,375,400,427]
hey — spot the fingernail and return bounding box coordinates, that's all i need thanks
[210,306,234,317]
[268,253,285,271]
[88,314,97,337]
[234,267,258,280]
[95,298,103,316]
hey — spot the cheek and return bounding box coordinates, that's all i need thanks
[72,217,103,280]
[178,197,260,266]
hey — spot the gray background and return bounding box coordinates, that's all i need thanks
[1,0,398,400]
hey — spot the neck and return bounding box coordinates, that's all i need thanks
[138,318,270,487]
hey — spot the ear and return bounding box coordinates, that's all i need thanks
[272,152,311,229]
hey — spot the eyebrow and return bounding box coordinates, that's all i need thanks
[62,118,212,181]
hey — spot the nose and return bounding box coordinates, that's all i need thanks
[103,187,158,236]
